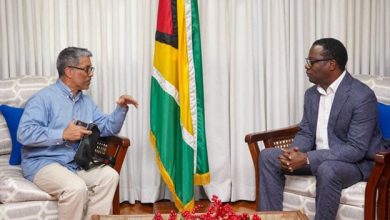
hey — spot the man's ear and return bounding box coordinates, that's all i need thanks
[63,67,72,78]
[328,59,337,71]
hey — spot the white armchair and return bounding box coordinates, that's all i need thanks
[0,75,130,219]
[0,75,59,219]
[245,74,390,220]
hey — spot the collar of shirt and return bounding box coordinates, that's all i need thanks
[316,70,346,96]
[56,79,83,102]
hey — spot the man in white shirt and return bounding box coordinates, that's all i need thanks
[258,38,384,220]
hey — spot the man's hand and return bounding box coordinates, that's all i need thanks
[116,95,138,108]
[62,121,92,142]
[278,147,308,172]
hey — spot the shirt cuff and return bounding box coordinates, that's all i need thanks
[115,105,129,115]
[48,129,65,145]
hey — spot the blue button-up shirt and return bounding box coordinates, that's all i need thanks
[17,79,128,181]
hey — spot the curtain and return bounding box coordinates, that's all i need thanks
[1,0,389,203]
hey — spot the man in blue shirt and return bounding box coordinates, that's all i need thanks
[17,47,138,220]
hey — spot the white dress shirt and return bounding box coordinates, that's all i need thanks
[315,71,346,150]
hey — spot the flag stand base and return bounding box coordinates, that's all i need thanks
[153,200,177,214]
[153,199,212,214]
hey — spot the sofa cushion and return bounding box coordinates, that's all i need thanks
[0,75,57,157]
[283,191,364,220]
[0,115,12,155]
[284,175,316,197]
[284,175,365,208]
[353,74,390,105]
[0,75,57,107]
[0,200,58,219]
[0,160,56,203]
[378,103,390,139]
[0,105,24,165]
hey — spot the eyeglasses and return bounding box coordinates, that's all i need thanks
[305,58,332,67]
[68,66,95,74]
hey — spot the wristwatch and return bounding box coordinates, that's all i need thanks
[306,157,310,165]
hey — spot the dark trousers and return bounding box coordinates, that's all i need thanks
[258,148,362,220]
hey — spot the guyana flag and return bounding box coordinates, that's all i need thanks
[150,0,210,212]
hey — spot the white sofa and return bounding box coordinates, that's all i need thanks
[0,75,58,219]
[245,74,390,220]
[0,75,130,219]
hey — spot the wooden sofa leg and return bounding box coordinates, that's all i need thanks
[112,185,120,214]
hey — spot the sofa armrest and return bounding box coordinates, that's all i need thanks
[365,150,390,220]
[244,125,300,209]
[98,135,130,215]
[99,135,130,173]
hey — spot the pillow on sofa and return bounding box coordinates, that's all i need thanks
[0,105,24,165]
[378,103,390,140]
[0,166,56,202]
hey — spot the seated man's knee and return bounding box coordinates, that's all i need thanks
[111,169,119,184]
[62,179,88,199]
[260,148,281,168]
[316,161,339,182]
[260,148,280,161]
[101,166,120,185]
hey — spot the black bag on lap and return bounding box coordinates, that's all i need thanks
[74,121,103,170]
